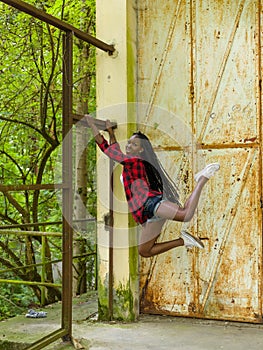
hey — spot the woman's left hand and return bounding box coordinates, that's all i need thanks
[105,119,114,132]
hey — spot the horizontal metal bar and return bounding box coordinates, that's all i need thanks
[0,259,63,275]
[0,252,96,274]
[0,230,62,236]
[1,0,115,55]
[154,141,260,153]
[24,329,69,350]
[0,218,96,229]
[0,183,68,192]
[73,114,118,130]
[0,278,62,288]
[0,221,63,229]
[195,142,260,150]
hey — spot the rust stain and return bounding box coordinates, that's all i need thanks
[243,137,257,143]
[188,302,197,314]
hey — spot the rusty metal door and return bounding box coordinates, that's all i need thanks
[138,0,262,322]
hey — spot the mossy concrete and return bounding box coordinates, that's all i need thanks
[0,292,97,350]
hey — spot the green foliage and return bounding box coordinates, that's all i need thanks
[0,282,38,321]
[0,0,97,312]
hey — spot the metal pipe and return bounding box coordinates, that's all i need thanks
[0,230,62,236]
[108,159,114,320]
[62,31,73,342]
[0,218,95,229]
[0,279,61,288]
[22,329,68,350]
[1,0,115,55]
[41,235,46,305]
[0,183,66,192]
[0,252,96,274]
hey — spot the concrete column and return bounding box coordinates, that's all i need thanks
[96,0,139,321]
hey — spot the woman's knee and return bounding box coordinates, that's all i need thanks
[173,208,193,222]
[138,245,152,258]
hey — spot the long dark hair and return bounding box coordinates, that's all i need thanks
[133,131,180,204]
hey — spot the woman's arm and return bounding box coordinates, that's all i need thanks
[105,119,117,144]
[85,115,127,163]
[85,115,117,145]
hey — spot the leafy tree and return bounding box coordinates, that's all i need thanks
[0,0,97,315]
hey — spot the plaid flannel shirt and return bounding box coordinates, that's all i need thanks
[97,136,162,224]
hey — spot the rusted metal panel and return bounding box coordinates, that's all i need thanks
[138,0,262,322]
[137,0,192,140]
[196,0,259,147]
[197,148,261,322]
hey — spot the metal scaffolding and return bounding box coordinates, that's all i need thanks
[0,0,115,348]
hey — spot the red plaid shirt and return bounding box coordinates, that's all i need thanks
[97,136,162,224]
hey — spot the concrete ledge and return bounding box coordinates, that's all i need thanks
[0,292,97,350]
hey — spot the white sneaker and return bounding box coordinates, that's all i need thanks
[181,230,204,249]
[194,163,220,182]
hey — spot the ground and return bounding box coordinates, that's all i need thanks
[1,292,263,350]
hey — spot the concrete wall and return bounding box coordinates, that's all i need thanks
[96,0,139,321]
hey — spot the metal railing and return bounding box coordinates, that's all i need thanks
[0,219,97,305]
[1,0,115,55]
[0,0,114,348]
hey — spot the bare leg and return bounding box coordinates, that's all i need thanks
[155,176,208,222]
[139,174,216,257]
[139,219,184,257]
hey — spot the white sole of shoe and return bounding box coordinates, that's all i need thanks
[194,162,220,182]
[181,230,204,249]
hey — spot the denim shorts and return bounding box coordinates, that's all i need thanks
[143,195,164,222]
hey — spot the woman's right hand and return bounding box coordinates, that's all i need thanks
[105,119,116,144]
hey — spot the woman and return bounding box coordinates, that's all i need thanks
[86,115,220,258]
